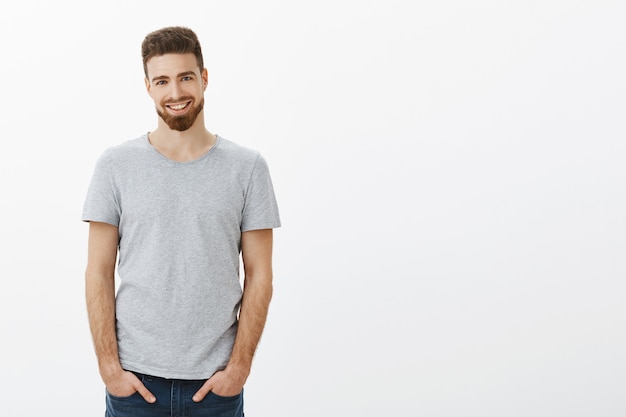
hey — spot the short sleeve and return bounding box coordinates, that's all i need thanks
[241,154,281,232]
[82,151,121,226]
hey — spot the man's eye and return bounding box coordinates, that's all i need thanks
[156,80,167,86]
[182,76,192,81]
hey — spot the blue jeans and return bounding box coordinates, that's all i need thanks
[105,372,244,417]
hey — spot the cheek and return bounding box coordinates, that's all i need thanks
[151,92,165,105]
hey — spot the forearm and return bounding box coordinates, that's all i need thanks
[227,271,273,374]
[85,269,122,379]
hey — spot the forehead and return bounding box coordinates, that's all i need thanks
[145,53,200,79]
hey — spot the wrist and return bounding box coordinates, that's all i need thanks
[98,361,124,383]
[225,361,251,381]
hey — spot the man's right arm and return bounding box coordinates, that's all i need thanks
[85,221,155,403]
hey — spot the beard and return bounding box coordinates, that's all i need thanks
[156,96,204,132]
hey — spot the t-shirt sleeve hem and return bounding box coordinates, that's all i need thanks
[241,221,281,233]
[81,215,120,227]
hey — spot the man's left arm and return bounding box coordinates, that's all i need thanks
[193,228,274,401]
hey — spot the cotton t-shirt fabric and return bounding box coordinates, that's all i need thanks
[82,134,281,379]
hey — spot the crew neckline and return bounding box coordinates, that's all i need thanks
[143,132,221,165]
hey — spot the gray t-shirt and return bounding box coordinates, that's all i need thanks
[82,134,281,379]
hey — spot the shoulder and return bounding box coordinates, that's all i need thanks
[214,136,263,165]
[215,136,267,172]
[96,134,150,167]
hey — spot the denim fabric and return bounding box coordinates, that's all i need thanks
[105,372,244,417]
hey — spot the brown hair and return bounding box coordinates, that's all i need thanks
[141,26,204,77]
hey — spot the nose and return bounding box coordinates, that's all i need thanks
[170,80,184,100]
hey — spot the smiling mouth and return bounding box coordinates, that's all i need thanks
[166,101,192,111]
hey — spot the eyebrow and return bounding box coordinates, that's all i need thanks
[151,71,197,83]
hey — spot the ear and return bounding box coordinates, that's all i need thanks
[201,68,208,91]
[145,77,152,95]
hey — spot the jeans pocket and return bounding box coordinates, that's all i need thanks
[208,390,243,401]
[106,389,140,401]
[193,390,244,416]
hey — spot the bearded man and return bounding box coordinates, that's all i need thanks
[83,26,281,417]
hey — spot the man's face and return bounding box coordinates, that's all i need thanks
[145,53,208,131]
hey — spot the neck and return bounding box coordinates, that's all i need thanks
[148,113,216,162]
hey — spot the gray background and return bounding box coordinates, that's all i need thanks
[1,1,624,415]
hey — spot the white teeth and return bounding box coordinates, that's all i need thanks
[169,103,188,110]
